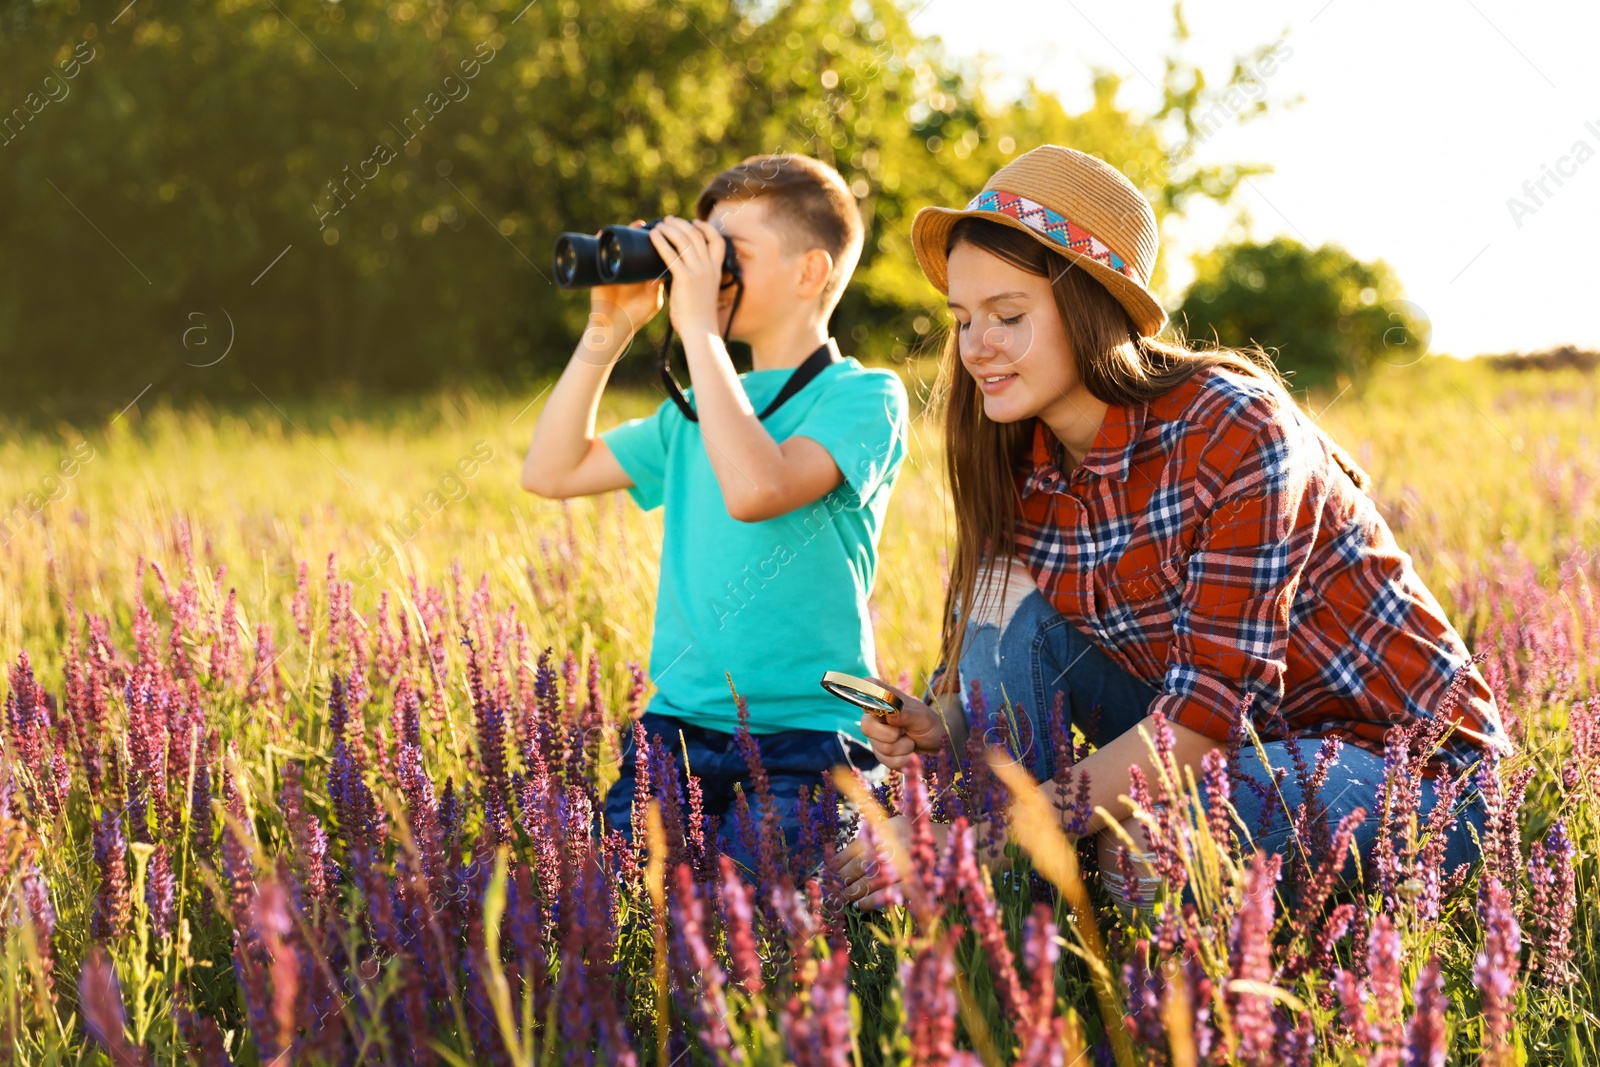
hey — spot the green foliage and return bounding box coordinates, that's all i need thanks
[1176,236,1427,393]
[1,0,1287,417]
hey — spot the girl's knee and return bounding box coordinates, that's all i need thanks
[1094,816,1152,870]
[1098,818,1161,924]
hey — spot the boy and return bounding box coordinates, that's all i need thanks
[520,154,909,872]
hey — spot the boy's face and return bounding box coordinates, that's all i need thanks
[705,197,824,343]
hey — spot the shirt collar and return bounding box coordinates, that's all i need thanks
[1020,400,1149,493]
[747,337,842,376]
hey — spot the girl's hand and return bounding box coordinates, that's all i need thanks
[647,216,727,341]
[859,678,949,770]
[586,221,664,352]
[828,814,951,910]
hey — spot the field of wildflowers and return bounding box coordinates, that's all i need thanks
[1,356,1597,1065]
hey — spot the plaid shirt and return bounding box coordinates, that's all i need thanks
[1011,366,1509,774]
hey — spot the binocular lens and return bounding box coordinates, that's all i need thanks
[597,232,622,279]
[597,225,668,285]
[552,221,739,288]
[553,233,602,289]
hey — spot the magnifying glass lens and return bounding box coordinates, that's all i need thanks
[819,672,903,718]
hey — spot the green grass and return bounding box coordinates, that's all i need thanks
[4,356,1592,688]
[2,352,1598,1064]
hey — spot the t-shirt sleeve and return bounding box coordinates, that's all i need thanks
[790,369,910,509]
[599,400,672,511]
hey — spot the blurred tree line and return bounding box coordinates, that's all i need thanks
[1178,238,1429,393]
[1,0,1289,418]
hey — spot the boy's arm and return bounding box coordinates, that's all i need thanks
[680,344,845,522]
[521,291,657,499]
[648,216,845,522]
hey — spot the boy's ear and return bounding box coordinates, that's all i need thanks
[796,247,835,301]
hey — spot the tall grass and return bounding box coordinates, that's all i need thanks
[1,355,1596,1064]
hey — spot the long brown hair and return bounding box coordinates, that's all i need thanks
[930,216,1370,698]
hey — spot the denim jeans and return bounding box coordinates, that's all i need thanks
[953,586,1490,888]
[603,710,881,875]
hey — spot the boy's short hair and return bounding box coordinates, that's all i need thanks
[695,154,865,313]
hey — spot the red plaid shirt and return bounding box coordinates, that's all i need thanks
[1013,366,1508,773]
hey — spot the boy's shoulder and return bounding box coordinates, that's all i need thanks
[817,357,909,409]
[644,356,907,442]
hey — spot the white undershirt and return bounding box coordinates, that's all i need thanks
[964,556,1041,632]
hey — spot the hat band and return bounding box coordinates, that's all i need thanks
[966,189,1137,280]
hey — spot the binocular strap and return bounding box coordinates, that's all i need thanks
[657,281,838,423]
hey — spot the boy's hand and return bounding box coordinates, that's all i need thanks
[584,221,663,360]
[859,677,948,769]
[648,216,728,340]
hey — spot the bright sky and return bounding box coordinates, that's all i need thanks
[910,0,1600,358]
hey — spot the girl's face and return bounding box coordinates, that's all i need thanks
[946,240,1081,424]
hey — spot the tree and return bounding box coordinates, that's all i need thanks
[1175,237,1426,393]
[0,0,1291,414]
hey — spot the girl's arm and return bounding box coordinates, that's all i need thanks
[1045,713,1221,836]
[858,682,969,768]
[837,711,1220,906]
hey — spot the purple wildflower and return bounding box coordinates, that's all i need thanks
[1122,937,1165,1050]
[174,998,232,1067]
[189,736,215,860]
[901,753,940,925]
[669,862,732,1054]
[91,808,131,941]
[1226,851,1280,1067]
[1474,875,1521,1065]
[464,635,510,845]
[953,819,1026,1023]
[146,844,176,938]
[784,942,852,1067]
[1527,818,1576,985]
[1283,808,1365,979]
[1405,955,1448,1067]
[1202,747,1233,850]
[20,861,55,994]
[290,561,311,644]
[625,660,647,719]
[718,854,764,996]
[1017,904,1064,1060]
[732,683,783,894]
[79,944,147,1066]
[1367,913,1403,1066]
[901,926,960,1066]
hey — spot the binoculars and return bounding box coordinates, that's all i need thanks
[552,219,739,289]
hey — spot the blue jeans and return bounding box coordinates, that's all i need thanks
[954,587,1489,884]
[603,710,880,875]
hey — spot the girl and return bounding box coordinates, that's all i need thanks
[830,144,1510,912]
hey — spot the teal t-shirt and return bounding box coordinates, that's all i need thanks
[601,351,909,741]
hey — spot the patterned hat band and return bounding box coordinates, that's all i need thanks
[965,188,1137,280]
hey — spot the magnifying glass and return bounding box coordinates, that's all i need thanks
[820,671,903,719]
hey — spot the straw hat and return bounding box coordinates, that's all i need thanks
[910,144,1167,336]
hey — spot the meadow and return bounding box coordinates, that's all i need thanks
[1,353,1597,1065]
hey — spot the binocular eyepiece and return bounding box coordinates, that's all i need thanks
[553,220,739,289]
